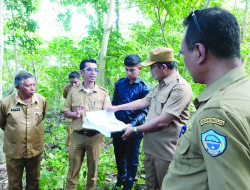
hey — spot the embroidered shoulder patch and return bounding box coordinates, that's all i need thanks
[11,108,20,111]
[201,129,227,157]
[106,96,110,102]
[170,89,182,99]
[200,117,225,126]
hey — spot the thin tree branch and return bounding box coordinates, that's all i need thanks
[243,53,249,65]
[115,0,142,6]
[4,45,14,79]
[191,0,199,10]
[171,0,189,12]
[203,0,212,8]
[117,3,146,10]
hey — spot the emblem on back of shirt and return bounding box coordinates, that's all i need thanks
[11,108,20,111]
[201,129,227,157]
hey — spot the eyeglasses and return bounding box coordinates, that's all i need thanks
[82,67,99,73]
[150,63,159,70]
[192,10,207,43]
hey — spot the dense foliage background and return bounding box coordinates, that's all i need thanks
[0,0,249,189]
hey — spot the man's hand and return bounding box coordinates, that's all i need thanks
[76,105,84,118]
[106,105,119,112]
[126,123,132,128]
[122,126,134,140]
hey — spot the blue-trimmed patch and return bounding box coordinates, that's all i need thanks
[179,125,187,138]
[201,129,227,157]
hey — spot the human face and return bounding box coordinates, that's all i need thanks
[69,78,81,87]
[150,63,163,81]
[80,62,98,83]
[16,78,36,98]
[125,65,141,83]
[180,30,199,83]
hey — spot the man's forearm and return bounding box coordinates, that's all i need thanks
[64,111,77,119]
[137,113,175,133]
[117,98,150,111]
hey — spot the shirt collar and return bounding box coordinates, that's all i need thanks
[160,71,180,88]
[78,82,98,93]
[15,92,38,106]
[195,66,247,107]
[125,76,142,84]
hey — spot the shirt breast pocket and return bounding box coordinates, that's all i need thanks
[175,137,190,172]
[157,94,168,103]
[174,136,203,172]
[34,111,43,124]
[92,101,103,111]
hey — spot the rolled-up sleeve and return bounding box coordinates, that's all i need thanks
[163,85,192,117]
[64,90,72,112]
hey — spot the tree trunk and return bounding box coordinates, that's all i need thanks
[240,0,250,43]
[0,0,3,100]
[13,29,19,75]
[204,0,212,8]
[5,28,19,97]
[116,0,119,31]
[98,0,115,87]
[31,56,38,91]
[54,33,67,113]
[5,83,14,97]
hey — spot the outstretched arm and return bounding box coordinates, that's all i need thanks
[122,112,175,140]
[106,98,150,113]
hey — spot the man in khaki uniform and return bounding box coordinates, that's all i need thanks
[107,47,193,190]
[162,7,250,190]
[63,71,81,99]
[63,71,81,148]
[64,59,111,190]
[0,73,47,190]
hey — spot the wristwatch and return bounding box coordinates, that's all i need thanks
[134,127,139,134]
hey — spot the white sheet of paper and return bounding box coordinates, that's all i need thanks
[86,110,127,131]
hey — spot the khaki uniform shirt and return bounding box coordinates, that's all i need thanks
[63,84,71,99]
[143,71,192,161]
[64,83,111,131]
[0,93,47,159]
[162,66,250,190]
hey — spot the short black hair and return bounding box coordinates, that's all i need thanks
[124,54,141,66]
[69,71,80,79]
[15,73,34,86]
[80,59,97,70]
[156,61,176,70]
[183,7,241,59]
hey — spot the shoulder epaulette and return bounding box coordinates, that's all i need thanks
[98,86,108,92]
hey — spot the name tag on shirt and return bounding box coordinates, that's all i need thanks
[11,108,20,111]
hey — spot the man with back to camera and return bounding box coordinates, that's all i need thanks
[64,59,111,190]
[162,7,250,190]
[63,71,81,148]
[107,47,193,190]
[0,73,47,190]
[112,54,151,190]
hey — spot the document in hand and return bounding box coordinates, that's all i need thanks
[82,110,128,137]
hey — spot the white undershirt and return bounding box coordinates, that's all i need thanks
[85,89,91,94]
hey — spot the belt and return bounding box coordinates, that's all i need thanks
[75,130,100,137]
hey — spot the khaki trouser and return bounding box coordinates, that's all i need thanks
[67,120,73,148]
[144,153,171,190]
[6,153,42,190]
[65,131,103,190]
